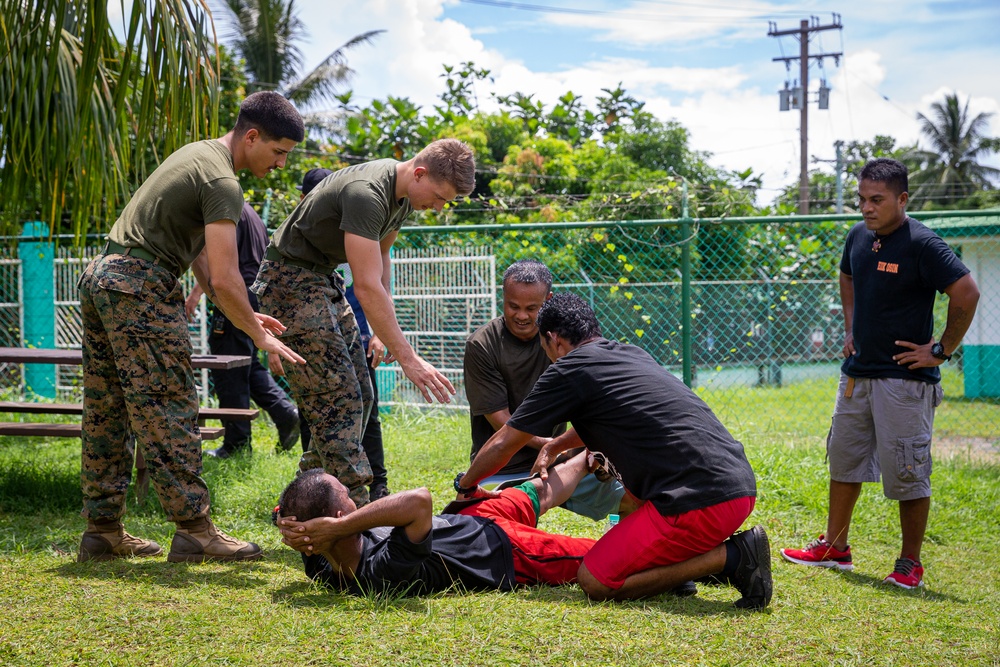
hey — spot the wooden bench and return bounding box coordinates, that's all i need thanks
[0,401,260,500]
[0,422,226,440]
[0,401,258,427]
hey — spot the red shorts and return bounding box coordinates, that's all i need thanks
[583,496,756,590]
[459,489,596,586]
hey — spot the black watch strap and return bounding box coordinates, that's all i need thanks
[454,472,477,495]
[931,342,952,361]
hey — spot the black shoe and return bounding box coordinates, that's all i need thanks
[668,580,698,597]
[206,443,250,459]
[276,410,300,452]
[369,483,390,502]
[729,525,773,610]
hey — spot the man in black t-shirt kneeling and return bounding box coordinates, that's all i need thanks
[455,293,772,610]
[275,450,600,595]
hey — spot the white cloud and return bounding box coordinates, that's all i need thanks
[542,1,794,46]
[285,0,1000,202]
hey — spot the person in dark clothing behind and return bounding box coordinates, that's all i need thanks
[186,202,300,458]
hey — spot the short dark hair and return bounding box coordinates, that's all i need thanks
[536,293,601,345]
[278,469,343,522]
[414,138,476,196]
[859,158,908,196]
[503,259,553,292]
[299,167,333,195]
[233,91,305,143]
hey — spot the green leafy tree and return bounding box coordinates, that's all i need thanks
[495,92,546,137]
[0,0,219,239]
[218,0,382,110]
[906,92,1000,208]
[436,62,492,122]
[776,135,913,213]
[595,84,644,134]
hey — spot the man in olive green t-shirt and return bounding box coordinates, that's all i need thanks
[78,92,305,564]
[253,139,476,507]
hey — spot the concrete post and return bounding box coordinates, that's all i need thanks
[18,221,56,398]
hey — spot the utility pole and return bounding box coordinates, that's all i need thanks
[769,14,843,214]
[834,140,844,213]
[813,140,846,213]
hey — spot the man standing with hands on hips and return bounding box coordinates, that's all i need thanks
[781,158,979,588]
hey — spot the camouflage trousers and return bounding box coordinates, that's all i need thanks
[79,254,210,522]
[253,259,373,507]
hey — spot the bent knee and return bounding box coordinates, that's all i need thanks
[577,564,615,601]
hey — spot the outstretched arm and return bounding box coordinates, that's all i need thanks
[198,221,305,366]
[346,231,455,403]
[459,424,533,491]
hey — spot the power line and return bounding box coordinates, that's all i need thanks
[459,0,812,23]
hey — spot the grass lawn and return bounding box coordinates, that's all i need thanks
[0,408,998,666]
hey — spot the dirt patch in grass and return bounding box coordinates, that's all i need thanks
[935,436,1000,463]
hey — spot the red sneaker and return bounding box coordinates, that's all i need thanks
[883,557,924,589]
[780,535,853,570]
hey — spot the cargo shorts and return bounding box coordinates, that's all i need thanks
[827,375,943,501]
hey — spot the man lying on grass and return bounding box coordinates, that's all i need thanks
[275,450,601,595]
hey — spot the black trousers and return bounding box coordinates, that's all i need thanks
[208,291,298,448]
[299,356,386,486]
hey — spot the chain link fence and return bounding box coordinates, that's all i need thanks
[391,210,1000,447]
[0,247,22,389]
[2,210,998,450]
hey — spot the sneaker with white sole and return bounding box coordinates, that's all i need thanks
[780,535,853,570]
[883,556,924,589]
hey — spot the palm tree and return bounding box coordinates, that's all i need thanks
[216,0,382,110]
[907,92,1000,208]
[0,0,221,239]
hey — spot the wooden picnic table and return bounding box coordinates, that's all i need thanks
[0,347,251,370]
[0,346,259,499]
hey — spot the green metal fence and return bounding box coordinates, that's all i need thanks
[2,209,997,450]
[392,209,1000,446]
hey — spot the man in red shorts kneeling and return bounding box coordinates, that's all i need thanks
[275,450,600,595]
[456,293,772,610]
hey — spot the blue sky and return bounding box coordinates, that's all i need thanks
[214,0,1000,203]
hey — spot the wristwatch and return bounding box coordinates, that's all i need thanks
[930,342,952,361]
[454,472,477,496]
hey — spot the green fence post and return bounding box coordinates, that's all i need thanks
[18,221,56,398]
[680,180,693,388]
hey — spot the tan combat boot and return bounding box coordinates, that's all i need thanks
[168,517,263,563]
[78,519,163,562]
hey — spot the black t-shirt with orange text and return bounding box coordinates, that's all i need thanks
[840,218,969,384]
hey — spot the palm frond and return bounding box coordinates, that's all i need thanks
[283,29,384,107]
[0,0,220,240]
